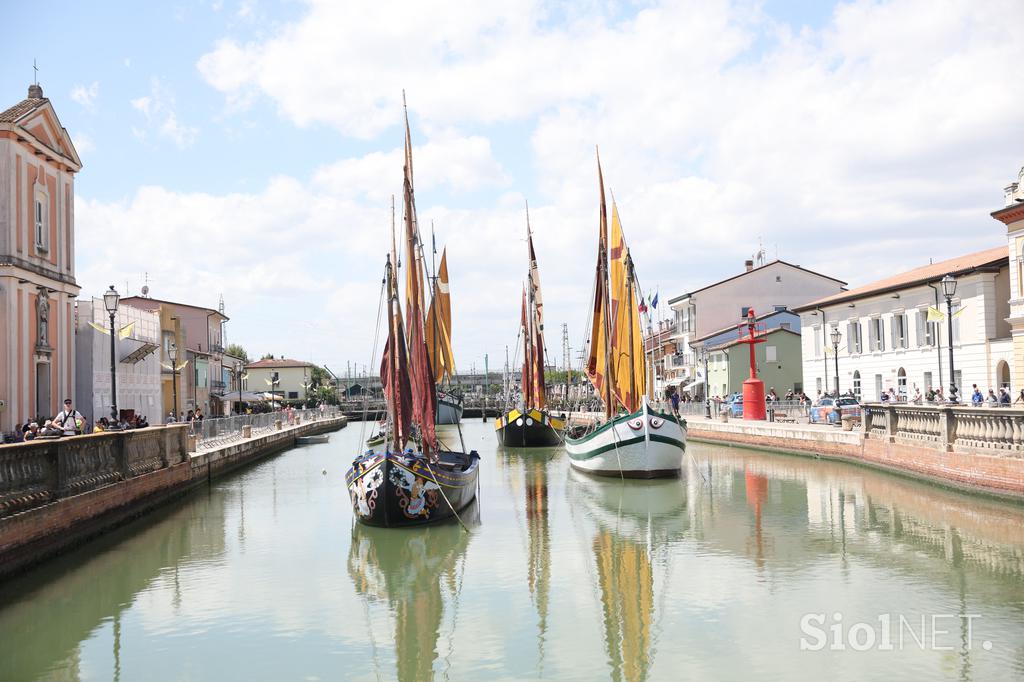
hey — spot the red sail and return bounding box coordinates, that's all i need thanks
[380,335,413,452]
[521,286,532,407]
[402,105,437,452]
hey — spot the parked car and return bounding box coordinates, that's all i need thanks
[809,396,862,424]
[724,392,744,417]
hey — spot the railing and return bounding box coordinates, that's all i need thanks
[863,403,1024,453]
[210,380,227,391]
[0,426,189,518]
[193,407,343,450]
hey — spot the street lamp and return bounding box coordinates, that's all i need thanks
[235,360,243,415]
[103,285,120,428]
[170,342,179,421]
[941,273,958,400]
[830,326,841,398]
[700,345,711,419]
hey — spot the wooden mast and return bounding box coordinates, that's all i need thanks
[597,149,615,419]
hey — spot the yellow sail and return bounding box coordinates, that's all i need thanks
[609,204,646,412]
[594,531,653,682]
[425,248,456,383]
[585,156,613,417]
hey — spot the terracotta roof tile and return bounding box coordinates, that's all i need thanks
[0,97,46,123]
[795,246,1007,311]
[245,358,313,369]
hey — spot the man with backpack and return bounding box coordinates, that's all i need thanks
[53,398,85,436]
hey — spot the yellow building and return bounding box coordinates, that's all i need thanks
[245,358,314,404]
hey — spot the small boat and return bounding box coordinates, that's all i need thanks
[436,389,464,424]
[346,97,479,527]
[564,152,686,477]
[296,434,329,445]
[495,212,565,447]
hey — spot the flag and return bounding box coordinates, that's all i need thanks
[638,299,648,313]
[651,291,658,309]
[927,306,945,322]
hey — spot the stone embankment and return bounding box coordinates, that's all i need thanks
[0,415,347,579]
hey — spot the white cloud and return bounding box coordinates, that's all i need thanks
[70,81,99,112]
[72,132,95,155]
[90,0,1024,367]
[131,78,198,149]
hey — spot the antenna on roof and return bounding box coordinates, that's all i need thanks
[754,237,766,267]
[33,59,38,86]
[219,294,225,315]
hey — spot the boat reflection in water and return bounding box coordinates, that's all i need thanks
[498,445,559,673]
[567,469,688,682]
[347,503,477,682]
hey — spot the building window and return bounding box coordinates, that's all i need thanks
[852,371,861,400]
[288,391,298,399]
[953,370,962,394]
[874,374,883,399]
[766,345,777,362]
[741,306,751,317]
[897,367,907,398]
[34,195,49,251]
[773,305,787,312]
[916,310,939,347]
[814,327,821,358]
[816,377,822,394]
[870,318,885,352]
[892,313,908,349]
[924,371,933,391]
[847,320,862,354]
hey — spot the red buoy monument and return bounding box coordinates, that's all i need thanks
[738,308,766,420]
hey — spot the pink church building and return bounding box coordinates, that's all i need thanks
[0,83,82,437]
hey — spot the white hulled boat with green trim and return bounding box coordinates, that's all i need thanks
[564,152,686,478]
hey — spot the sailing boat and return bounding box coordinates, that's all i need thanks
[495,214,565,446]
[345,99,480,527]
[564,154,686,477]
[425,245,464,424]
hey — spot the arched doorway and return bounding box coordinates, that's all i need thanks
[897,367,907,399]
[997,360,1011,390]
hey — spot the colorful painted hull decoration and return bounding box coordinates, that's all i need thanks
[565,398,686,478]
[495,408,564,447]
[346,449,480,527]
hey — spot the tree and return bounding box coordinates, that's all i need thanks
[225,343,250,364]
[260,352,275,360]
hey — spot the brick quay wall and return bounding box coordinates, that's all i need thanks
[0,416,347,580]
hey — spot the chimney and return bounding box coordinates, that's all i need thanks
[744,260,754,272]
[27,83,43,99]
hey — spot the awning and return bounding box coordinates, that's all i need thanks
[681,378,705,391]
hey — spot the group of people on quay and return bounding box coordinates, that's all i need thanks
[5,397,160,443]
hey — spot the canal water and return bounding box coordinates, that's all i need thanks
[1,421,1022,681]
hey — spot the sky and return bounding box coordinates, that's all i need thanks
[2,0,1022,377]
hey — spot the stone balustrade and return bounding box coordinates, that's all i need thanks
[0,426,189,518]
[863,403,1024,455]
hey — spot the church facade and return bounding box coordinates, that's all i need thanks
[0,83,82,435]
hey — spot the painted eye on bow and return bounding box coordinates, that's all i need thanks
[649,417,664,429]
[628,418,644,430]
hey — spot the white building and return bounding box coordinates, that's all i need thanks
[245,358,314,403]
[74,298,162,426]
[794,247,1010,401]
[665,259,845,391]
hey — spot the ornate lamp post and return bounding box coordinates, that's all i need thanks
[830,326,841,398]
[941,273,958,400]
[170,342,179,421]
[103,285,120,429]
[235,360,243,415]
[700,345,711,419]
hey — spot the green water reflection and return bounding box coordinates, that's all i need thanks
[0,421,1022,681]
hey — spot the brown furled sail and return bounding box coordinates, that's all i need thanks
[526,222,547,409]
[520,286,533,407]
[401,97,437,452]
[380,255,413,453]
